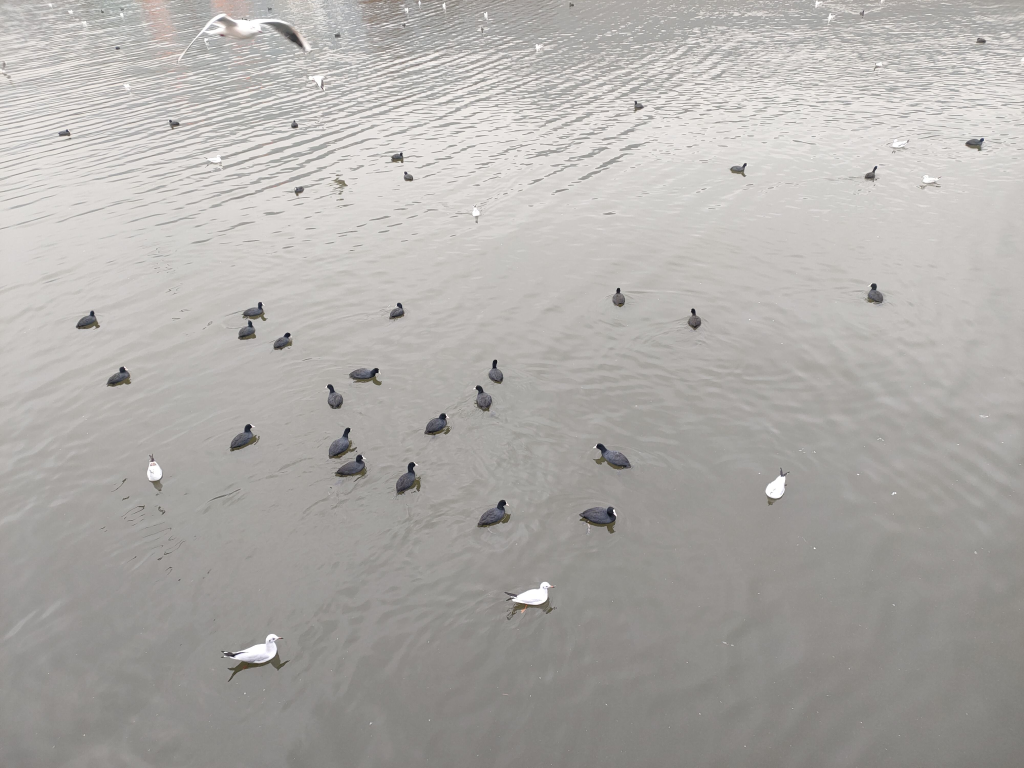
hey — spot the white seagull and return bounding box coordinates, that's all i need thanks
[206,155,222,165]
[827,13,835,24]
[308,74,325,91]
[765,469,789,500]
[222,634,282,664]
[535,43,543,52]
[123,82,131,92]
[147,454,163,482]
[873,62,884,70]
[505,582,554,605]
[178,14,311,63]
[922,175,940,185]
[472,206,480,221]
[891,138,908,149]
[814,0,822,6]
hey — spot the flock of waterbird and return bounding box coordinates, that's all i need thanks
[51,0,997,665]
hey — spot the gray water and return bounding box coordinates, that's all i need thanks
[2,0,1023,765]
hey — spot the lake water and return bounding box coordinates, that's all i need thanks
[2,0,1023,765]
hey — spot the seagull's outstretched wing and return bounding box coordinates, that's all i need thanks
[178,14,229,62]
[255,19,312,53]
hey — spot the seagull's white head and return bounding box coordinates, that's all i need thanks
[266,634,283,644]
[539,582,554,590]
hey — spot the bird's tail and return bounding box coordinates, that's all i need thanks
[505,592,517,600]
[222,651,239,658]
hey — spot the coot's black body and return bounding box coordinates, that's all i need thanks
[328,427,351,457]
[475,386,492,410]
[392,152,404,162]
[595,443,631,468]
[243,302,265,318]
[581,506,617,525]
[404,171,414,181]
[336,454,366,476]
[390,303,405,318]
[239,320,255,339]
[350,367,379,380]
[273,332,292,349]
[396,462,417,493]
[730,163,747,174]
[867,283,884,303]
[478,500,508,527]
[865,165,877,180]
[230,424,255,450]
[612,289,625,306]
[688,308,701,328]
[107,366,130,386]
[326,384,343,408]
[489,360,503,383]
[425,413,448,434]
[77,310,97,328]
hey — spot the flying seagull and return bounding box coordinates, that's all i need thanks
[178,14,311,62]
[308,75,325,91]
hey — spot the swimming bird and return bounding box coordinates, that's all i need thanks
[472,206,480,221]
[336,454,366,476]
[730,163,747,174]
[478,500,508,526]
[442,2,446,9]
[273,332,292,349]
[390,303,404,318]
[107,367,130,386]
[206,155,222,164]
[58,129,71,137]
[483,11,488,19]
[294,186,304,196]
[425,413,448,434]
[308,75,325,91]
[291,120,299,129]
[396,462,417,493]
[123,83,131,92]
[230,424,256,450]
[613,288,625,306]
[391,152,404,162]
[76,310,97,328]
[404,171,414,181]
[536,43,543,52]
[489,360,503,383]
[505,582,554,605]
[595,444,630,468]
[238,320,255,339]
[147,454,163,482]
[335,32,341,38]
[581,506,616,525]
[177,14,311,62]
[326,384,343,408]
[827,13,835,23]
[867,283,884,302]
[475,385,492,410]
[976,37,986,44]
[222,634,282,664]
[169,119,180,128]
[329,428,351,457]
[965,137,984,148]
[922,175,940,185]
[891,138,908,149]
[873,62,884,70]
[350,367,379,380]
[864,165,878,179]
[634,100,644,111]
[860,9,864,15]
[688,308,702,328]
[242,301,264,317]
[765,469,789,499]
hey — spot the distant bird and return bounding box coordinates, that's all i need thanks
[404,171,414,181]
[442,1,446,9]
[206,155,222,164]
[688,308,702,328]
[765,469,789,499]
[76,310,97,328]
[334,32,341,38]
[873,62,884,70]
[965,137,984,148]
[222,634,282,664]
[475,385,492,410]
[390,303,405,318]
[391,152,404,162]
[860,9,865,15]
[58,129,71,137]
[350,367,379,380]
[634,100,644,111]
[308,75,325,91]
[922,175,940,185]
[976,37,986,44]
[243,301,264,317]
[396,462,417,493]
[867,283,884,302]
[326,384,343,408]
[483,11,488,19]
[478,500,508,527]
[612,288,625,306]
[238,320,255,339]
[425,413,448,434]
[123,83,131,92]
[489,360,503,383]
[147,454,163,482]
[107,366,130,386]
[814,0,822,6]
[178,14,311,62]
[294,186,304,196]
[273,332,292,349]
[505,582,554,605]
[472,206,480,221]
[230,424,256,450]
[730,162,747,174]
[595,444,631,468]
[581,506,617,525]
[536,43,543,52]
[336,454,366,476]
[827,12,835,23]
[291,120,299,129]
[169,119,180,128]
[864,165,878,179]
[329,427,352,457]
[891,138,908,148]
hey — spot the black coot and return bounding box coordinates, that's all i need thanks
[688,308,701,328]
[404,171,414,181]
[581,506,617,525]
[238,320,255,339]
[169,119,180,128]
[242,302,264,318]
[391,152,404,162]
[867,283,884,303]
[294,186,304,196]
[612,288,625,306]
[965,138,984,148]
[273,332,292,349]
[350,367,379,380]
[865,166,877,180]
[595,443,631,468]
[77,310,97,328]
[475,385,492,410]
[730,163,747,174]
[396,462,417,493]
[489,360,503,383]
[107,366,130,385]
[326,384,343,408]
[291,120,299,128]
[230,424,255,450]
[390,303,405,318]
[328,427,351,457]
[634,100,644,111]
[425,413,448,434]
[58,129,71,137]
[336,454,366,476]
[478,500,508,527]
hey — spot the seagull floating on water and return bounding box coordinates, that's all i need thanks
[178,14,311,62]
[206,155,222,164]
[827,13,835,24]
[123,83,131,92]
[891,138,908,149]
[922,175,940,185]
[472,206,480,221]
[765,469,789,499]
[222,634,282,664]
[308,75,325,91]
[536,43,543,52]
[505,582,554,605]
[147,455,163,482]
